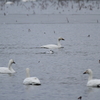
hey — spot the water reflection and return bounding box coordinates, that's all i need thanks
[24,84,37,90]
[87,87,100,93]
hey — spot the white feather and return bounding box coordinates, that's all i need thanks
[23,68,41,85]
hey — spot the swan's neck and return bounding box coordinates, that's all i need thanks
[88,73,93,81]
[26,69,30,77]
[57,40,61,47]
[8,62,13,70]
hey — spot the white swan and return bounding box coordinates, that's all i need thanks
[41,37,65,49]
[83,69,100,87]
[0,59,15,74]
[23,68,41,85]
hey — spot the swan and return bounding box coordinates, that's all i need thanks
[83,69,100,87]
[41,37,65,49]
[0,59,15,74]
[23,68,41,85]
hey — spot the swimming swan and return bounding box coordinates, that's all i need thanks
[41,37,65,49]
[23,68,41,85]
[0,59,15,74]
[83,69,100,87]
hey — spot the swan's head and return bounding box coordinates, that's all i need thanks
[58,37,65,41]
[26,68,30,72]
[9,59,15,64]
[83,69,93,75]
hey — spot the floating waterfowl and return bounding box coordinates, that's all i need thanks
[23,68,41,85]
[41,37,65,49]
[0,59,16,74]
[83,69,100,87]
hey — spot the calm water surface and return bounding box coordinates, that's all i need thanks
[0,1,100,100]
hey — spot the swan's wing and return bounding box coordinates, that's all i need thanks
[0,67,11,74]
[31,77,41,85]
[41,44,59,49]
[23,77,41,85]
[87,79,100,87]
[23,78,33,85]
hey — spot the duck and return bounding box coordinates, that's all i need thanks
[49,50,54,54]
[41,37,65,49]
[83,69,100,87]
[23,68,41,85]
[40,50,54,54]
[0,59,16,74]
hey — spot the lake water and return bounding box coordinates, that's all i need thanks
[0,0,100,100]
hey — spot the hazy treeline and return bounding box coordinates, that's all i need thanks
[0,0,99,2]
[0,0,99,11]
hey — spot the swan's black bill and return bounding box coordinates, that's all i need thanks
[83,72,86,74]
[97,84,100,88]
[13,62,15,64]
[62,38,65,40]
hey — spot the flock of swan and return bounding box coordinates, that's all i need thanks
[0,59,41,85]
[0,37,100,87]
[0,59,100,87]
